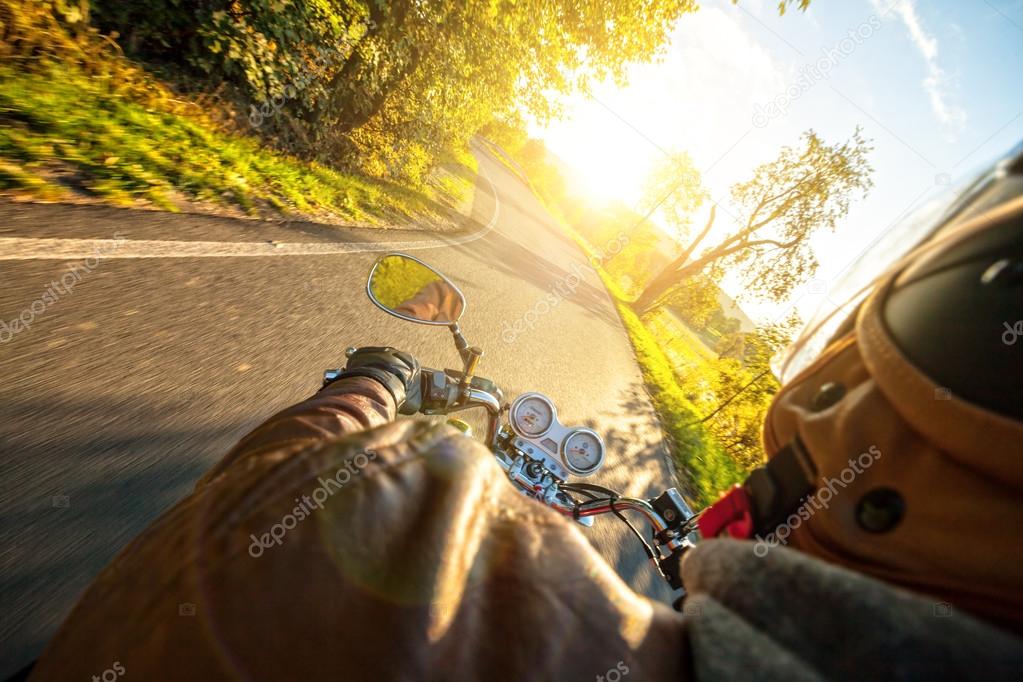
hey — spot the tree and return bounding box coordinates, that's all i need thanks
[91,0,702,176]
[713,315,742,337]
[659,275,721,330]
[638,150,708,245]
[632,128,873,312]
[696,311,800,470]
[743,311,802,368]
[716,331,746,360]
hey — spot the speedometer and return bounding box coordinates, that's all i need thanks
[510,393,556,437]
[562,429,605,476]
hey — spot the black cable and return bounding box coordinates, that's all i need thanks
[680,510,704,536]
[562,482,619,498]
[603,493,659,565]
[560,484,601,500]
[560,485,665,572]
[559,485,597,520]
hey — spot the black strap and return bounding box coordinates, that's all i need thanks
[744,438,817,537]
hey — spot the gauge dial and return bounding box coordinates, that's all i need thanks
[562,429,605,476]
[511,393,556,437]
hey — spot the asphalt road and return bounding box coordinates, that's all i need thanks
[0,144,677,677]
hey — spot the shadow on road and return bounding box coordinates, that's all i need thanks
[451,229,620,327]
[577,383,680,604]
[0,394,246,678]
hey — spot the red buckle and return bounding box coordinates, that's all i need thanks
[697,485,754,539]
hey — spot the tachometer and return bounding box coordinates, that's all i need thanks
[510,393,556,437]
[562,429,605,476]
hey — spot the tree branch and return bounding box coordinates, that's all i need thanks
[688,368,772,426]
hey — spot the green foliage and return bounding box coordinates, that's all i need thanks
[90,0,355,97]
[518,138,800,500]
[611,238,669,294]
[700,312,800,470]
[612,294,744,507]
[4,0,704,191]
[639,150,708,245]
[568,198,680,297]
[0,63,469,222]
[661,276,721,330]
[0,0,197,113]
[479,115,529,158]
[513,139,586,227]
[84,0,699,178]
[520,152,753,504]
[646,308,795,473]
[725,127,874,300]
[0,0,90,53]
[518,141,567,201]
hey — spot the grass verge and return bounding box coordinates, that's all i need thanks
[604,282,744,507]
[0,63,476,226]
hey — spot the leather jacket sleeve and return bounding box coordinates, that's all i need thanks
[28,377,686,681]
[198,375,397,485]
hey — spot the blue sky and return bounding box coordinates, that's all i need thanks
[535,0,1023,322]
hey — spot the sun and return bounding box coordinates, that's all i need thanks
[531,92,658,209]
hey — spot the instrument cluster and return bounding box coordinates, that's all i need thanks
[508,392,605,479]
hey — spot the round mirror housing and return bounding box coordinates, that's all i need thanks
[366,253,466,325]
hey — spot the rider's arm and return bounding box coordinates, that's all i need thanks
[198,375,397,484]
[199,347,418,484]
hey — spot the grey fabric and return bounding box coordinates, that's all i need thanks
[682,596,826,682]
[681,539,1023,680]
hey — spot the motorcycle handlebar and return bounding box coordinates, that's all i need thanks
[420,367,503,444]
[415,364,693,587]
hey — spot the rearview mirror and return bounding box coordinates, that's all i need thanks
[366,253,466,325]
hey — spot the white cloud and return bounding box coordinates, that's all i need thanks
[872,0,966,131]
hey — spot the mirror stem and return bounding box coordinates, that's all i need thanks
[450,322,470,359]
[450,323,483,395]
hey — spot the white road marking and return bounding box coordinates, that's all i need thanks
[0,161,500,261]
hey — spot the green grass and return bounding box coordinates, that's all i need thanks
[645,310,720,406]
[369,256,443,308]
[0,63,474,224]
[652,310,718,362]
[597,271,744,508]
